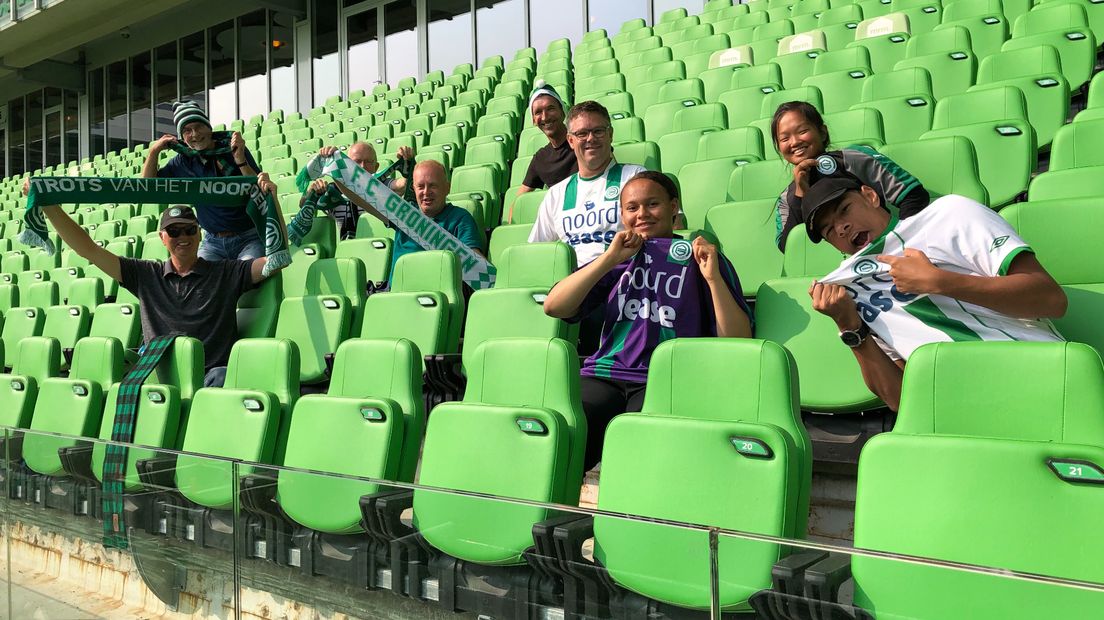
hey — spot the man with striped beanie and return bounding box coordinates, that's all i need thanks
[510,80,577,221]
[141,101,264,261]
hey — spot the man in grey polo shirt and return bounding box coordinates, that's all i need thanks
[39,176,288,386]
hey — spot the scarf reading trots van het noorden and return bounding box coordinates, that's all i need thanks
[19,175,290,277]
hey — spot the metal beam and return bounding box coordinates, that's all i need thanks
[253,0,306,18]
[15,58,86,91]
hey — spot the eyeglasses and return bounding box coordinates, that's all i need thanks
[569,126,611,140]
[165,225,198,238]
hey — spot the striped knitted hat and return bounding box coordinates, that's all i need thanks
[528,79,565,113]
[173,101,211,136]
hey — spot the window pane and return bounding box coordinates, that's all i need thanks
[89,68,105,158]
[313,0,340,106]
[106,60,128,153]
[130,52,152,145]
[428,0,472,74]
[180,32,206,112]
[476,0,526,64]
[588,0,647,34]
[270,12,296,115]
[0,127,6,178]
[239,10,269,122]
[208,20,237,125]
[530,0,583,52]
[26,91,43,171]
[10,98,25,175]
[64,90,78,165]
[155,43,178,139]
[43,88,62,168]
[347,8,380,95]
[653,0,704,22]
[384,0,418,85]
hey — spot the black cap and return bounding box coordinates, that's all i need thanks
[159,205,198,230]
[801,174,863,243]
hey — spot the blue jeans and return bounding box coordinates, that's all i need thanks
[198,228,264,261]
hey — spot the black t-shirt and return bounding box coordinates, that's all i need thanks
[523,140,578,189]
[119,257,255,371]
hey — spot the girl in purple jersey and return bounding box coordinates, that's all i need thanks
[544,171,753,470]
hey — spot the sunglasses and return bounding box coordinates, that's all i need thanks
[164,225,198,238]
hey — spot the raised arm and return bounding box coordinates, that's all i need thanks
[230,132,258,177]
[544,231,640,319]
[250,173,289,283]
[810,281,905,411]
[142,135,177,178]
[42,206,121,282]
[693,237,752,338]
[878,249,1067,319]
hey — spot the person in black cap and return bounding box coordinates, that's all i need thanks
[35,174,288,388]
[141,101,264,262]
[803,173,1066,410]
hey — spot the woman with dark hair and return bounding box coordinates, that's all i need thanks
[544,171,753,469]
[771,101,930,251]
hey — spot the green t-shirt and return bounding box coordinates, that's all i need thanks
[389,203,483,275]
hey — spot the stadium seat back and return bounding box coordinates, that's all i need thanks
[1049,118,1104,170]
[728,158,790,203]
[698,126,765,160]
[42,304,91,359]
[679,157,750,229]
[822,107,886,149]
[26,281,59,309]
[782,226,849,278]
[236,273,282,339]
[880,136,988,204]
[335,237,393,284]
[494,242,576,289]
[755,277,882,412]
[2,306,45,369]
[23,376,104,476]
[359,291,451,359]
[274,295,351,384]
[461,288,578,373]
[704,200,783,296]
[92,383,181,491]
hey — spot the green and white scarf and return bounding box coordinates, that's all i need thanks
[19,176,290,277]
[295,153,497,289]
[169,130,240,172]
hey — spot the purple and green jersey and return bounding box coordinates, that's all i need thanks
[571,236,751,383]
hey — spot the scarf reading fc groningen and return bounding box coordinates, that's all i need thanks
[19,176,290,277]
[295,153,497,289]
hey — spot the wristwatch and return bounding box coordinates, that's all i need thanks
[839,322,871,348]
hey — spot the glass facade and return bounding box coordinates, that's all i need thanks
[2,0,681,173]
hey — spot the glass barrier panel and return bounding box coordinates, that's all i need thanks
[0,427,240,618]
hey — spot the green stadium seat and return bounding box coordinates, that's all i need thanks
[969,44,1069,149]
[47,266,81,304]
[847,14,912,74]
[643,98,703,140]
[91,381,180,492]
[774,31,829,89]
[1002,1,1096,91]
[802,47,873,113]
[488,223,534,265]
[509,189,546,225]
[938,0,1010,60]
[25,281,58,309]
[756,277,882,412]
[844,341,1104,619]
[1028,166,1104,201]
[612,140,662,170]
[66,277,102,310]
[850,66,935,144]
[335,238,393,285]
[818,4,865,49]
[894,26,978,100]
[275,295,352,384]
[449,164,502,225]
[893,0,944,35]
[88,302,141,353]
[728,158,791,203]
[1048,118,1104,170]
[823,107,887,149]
[492,242,575,290]
[2,306,44,370]
[697,127,766,160]
[565,339,811,614]
[0,336,60,429]
[610,116,645,144]
[921,85,1036,206]
[41,303,91,367]
[705,200,784,296]
[679,157,753,229]
[880,135,989,204]
[576,74,627,100]
[389,251,465,355]
[782,225,850,278]
[672,102,726,131]
[661,128,720,175]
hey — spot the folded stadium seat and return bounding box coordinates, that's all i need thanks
[335,238,393,287]
[756,277,882,412]
[892,0,944,35]
[494,79,533,100]
[429,122,471,148]
[2,305,45,371]
[26,281,59,310]
[508,189,547,226]
[728,11,772,45]
[679,158,758,229]
[275,293,353,385]
[486,94,525,121]
[125,214,156,236]
[0,337,60,442]
[47,266,81,304]
[501,67,533,86]
[355,212,397,242]
[893,25,978,100]
[755,340,1104,618]
[285,127,315,142]
[88,301,140,357]
[40,303,91,369]
[881,135,989,204]
[405,112,438,135]
[1001,198,1104,356]
[920,85,1037,206]
[421,142,463,169]
[137,338,299,550]
[361,337,586,610]
[509,155,533,190]
[849,66,935,143]
[625,60,686,94]
[474,113,518,148]
[631,78,699,120]
[2,250,28,274]
[1040,0,1103,47]
[751,86,826,159]
[774,31,829,90]
[1001,1,1096,92]
[384,133,418,156]
[967,44,1068,150]
[20,338,122,511]
[821,106,887,149]
[105,236,140,259]
[817,4,865,50]
[388,250,465,356]
[609,116,645,144]
[704,1,749,21]
[802,46,873,113]
[749,18,797,63]
[671,32,731,75]
[455,89,488,111]
[611,140,662,171]
[551,338,812,618]
[279,246,322,299]
[705,199,785,295]
[448,164,502,226]
[141,233,169,260]
[847,13,912,74]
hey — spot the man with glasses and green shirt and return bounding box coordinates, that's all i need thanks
[528,100,648,266]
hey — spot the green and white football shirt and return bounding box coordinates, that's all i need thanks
[528,160,648,265]
[819,195,1063,360]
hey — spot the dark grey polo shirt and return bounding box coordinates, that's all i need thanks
[119,257,255,371]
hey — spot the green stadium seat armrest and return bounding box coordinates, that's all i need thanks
[423,353,465,404]
[239,473,281,520]
[551,515,612,619]
[57,444,97,484]
[805,552,854,605]
[362,489,421,595]
[360,489,414,543]
[135,454,179,491]
[531,513,597,615]
[751,551,870,620]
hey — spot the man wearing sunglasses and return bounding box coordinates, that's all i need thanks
[528,100,648,267]
[37,174,288,388]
